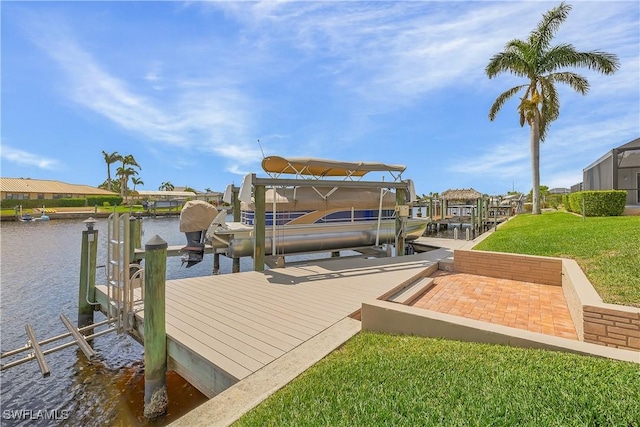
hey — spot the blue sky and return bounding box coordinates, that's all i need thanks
[1,1,638,196]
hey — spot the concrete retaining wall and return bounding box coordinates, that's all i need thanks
[361,300,639,363]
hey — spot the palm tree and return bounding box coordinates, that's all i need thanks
[131,177,144,192]
[116,166,139,199]
[101,150,122,191]
[486,2,619,214]
[159,181,174,191]
[117,154,142,199]
[121,154,141,170]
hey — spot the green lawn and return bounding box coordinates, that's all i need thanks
[473,211,640,307]
[235,332,640,427]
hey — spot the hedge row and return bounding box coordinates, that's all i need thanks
[1,196,123,210]
[565,190,626,216]
[86,196,123,206]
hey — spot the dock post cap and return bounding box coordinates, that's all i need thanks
[145,235,168,250]
[83,217,97,230]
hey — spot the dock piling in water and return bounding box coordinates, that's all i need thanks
[213,253,220,274]
[78,218,98,333]
[143,235,168,419]
[253,182,266,271]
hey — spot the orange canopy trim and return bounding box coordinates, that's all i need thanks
[261,156,406,177]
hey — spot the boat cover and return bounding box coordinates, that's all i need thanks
[242,186,396,211]
[180,200,218,232]
[262,156,406,177]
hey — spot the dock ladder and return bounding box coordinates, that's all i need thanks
[1,213,145,377]
[106,212,145,334]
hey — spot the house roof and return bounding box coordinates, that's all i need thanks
[0,177,116,196]
[441,188,482,201]
[618,137,640,151]
[584,137,640,171]
[135,190,197,198]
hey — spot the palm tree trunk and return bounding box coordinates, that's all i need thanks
[530,112,541,215]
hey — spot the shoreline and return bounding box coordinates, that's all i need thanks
[1,210,180,222]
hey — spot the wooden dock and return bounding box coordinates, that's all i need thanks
[95,249,451,398]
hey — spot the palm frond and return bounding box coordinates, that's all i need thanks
[486,46,529,78]
[548,71,589,95]
[538,77,559,141]
[530,2,571,53]
[488,85,527,121]
[541,44,619,75]
[572,51,620,74]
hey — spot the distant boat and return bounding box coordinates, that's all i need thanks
[21,206,50,222]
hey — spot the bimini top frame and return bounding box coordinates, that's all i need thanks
[261,155,406,181]
[235,155,417,205]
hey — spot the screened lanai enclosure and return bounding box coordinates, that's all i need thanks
[583,138,640,206]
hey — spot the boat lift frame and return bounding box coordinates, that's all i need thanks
[244,174,414,271]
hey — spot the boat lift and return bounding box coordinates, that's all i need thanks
[1,213,144,377]
[243,156,418,270]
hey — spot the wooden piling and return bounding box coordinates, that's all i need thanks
[143,235,168,419]
[129,216,143,282]
[429,197,434,220]
[471,207,476,238]
[129,216,143,263]
[213,253,220,275]
[78,223,98,332]
[232,186,241,222]
[253,182,266,271]
[395,188,406,256]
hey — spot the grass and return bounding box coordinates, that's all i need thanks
[473,211,640,307]
[235,332,640,427]
[1,205,173,217]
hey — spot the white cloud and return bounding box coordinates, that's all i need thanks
[0,146,61,170]
[25,17,260,173]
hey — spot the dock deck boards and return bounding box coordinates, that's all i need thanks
[98,248,452,396]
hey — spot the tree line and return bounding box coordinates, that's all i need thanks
[99,151,205,198]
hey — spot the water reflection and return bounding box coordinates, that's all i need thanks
[0,217,226,426]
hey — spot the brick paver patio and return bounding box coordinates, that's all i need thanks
[411,272,578,340]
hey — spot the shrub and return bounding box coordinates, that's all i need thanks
[546,194,563,209]
[567,190,626,216]
[57,198,86,207]
[1,198,82,209]
[87,196,122,206]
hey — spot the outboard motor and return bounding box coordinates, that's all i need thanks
[179,200,218,267]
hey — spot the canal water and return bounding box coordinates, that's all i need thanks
[0,216,256,426]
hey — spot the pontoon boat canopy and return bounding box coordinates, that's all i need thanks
[262,156,406,177]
